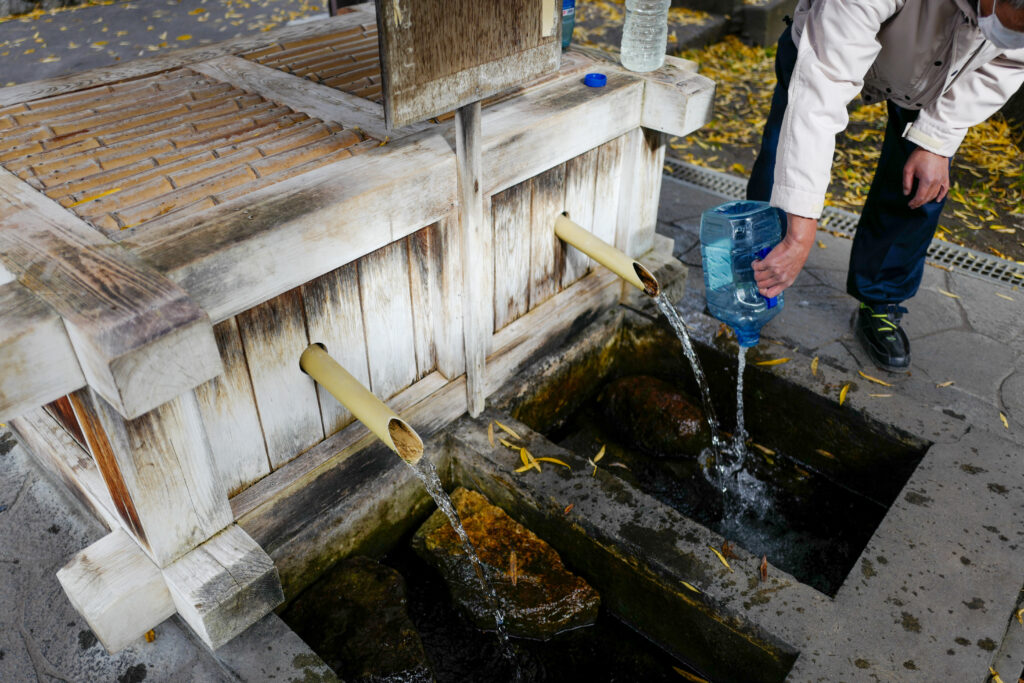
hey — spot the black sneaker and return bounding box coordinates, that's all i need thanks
[854,302,911,371]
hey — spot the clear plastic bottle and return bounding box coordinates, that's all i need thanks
[620,0,671,72]
[562,0,576,49]
[699,200,785,347]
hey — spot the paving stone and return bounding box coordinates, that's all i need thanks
[900,286,966,340]
[761,284,852,351]
[1000,371,1024,431]
[911,329,1018,402]
[790,429,1024,681]
[944,273,1024,343]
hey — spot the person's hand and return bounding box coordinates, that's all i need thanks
[903,148,950,209]
[753,214,817,298]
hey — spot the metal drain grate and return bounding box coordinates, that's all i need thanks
[664,157,1024,286]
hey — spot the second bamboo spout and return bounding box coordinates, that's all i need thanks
[300,344,424,464]
[554,214,660,296]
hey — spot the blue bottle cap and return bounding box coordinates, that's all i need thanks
[583,73,607,88]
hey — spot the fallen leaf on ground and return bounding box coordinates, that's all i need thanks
[608,462,630,470]
[839,383,850,406]
[755,357,790,366]
[509,550,517,586]
[751,443,775,455]
[1000,412,1009,430]
[494,420,521,439]
[989,666,1003,683]
[499,438,518,450]
[144,630,156,643]
[938,288,960,299]
[535,456,571,469]
[869,393,892,398]
[817,240,827,249]
[858,370,892,386]
[563,503,574,515]
[936,381,955,388]
[759,555,768,582]
[996,293,1015,301]
[810,356,819,376]
[487,422,495,447]
[67,187,121,208]
[815,449,836,459]
[593,444,606,463]
[1016,607,1023,626]
[673,666,709,682]
[708,545,733,572]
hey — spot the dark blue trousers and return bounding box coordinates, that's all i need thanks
[747,26,949,306]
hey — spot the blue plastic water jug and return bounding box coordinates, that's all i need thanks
[699,200,784,347]
[562,0,576,49]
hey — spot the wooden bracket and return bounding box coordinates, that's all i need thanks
[0,168,222,420]
[639,55,716,139]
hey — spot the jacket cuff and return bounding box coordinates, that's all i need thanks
[903,120,962,157]
[770,184,825,220]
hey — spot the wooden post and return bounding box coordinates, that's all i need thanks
[456,101,491,416]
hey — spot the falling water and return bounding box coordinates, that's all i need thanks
[733,345,748,459]
[653,293,727,489]
[406,457,511,651]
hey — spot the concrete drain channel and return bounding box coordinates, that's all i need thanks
[663,157,1024,287]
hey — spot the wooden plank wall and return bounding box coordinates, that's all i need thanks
[491,136,626,334]
[43,134,640,505]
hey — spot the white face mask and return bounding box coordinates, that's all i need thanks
[979,0,1024,50]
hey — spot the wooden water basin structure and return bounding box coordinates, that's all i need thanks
[0,2,713,653]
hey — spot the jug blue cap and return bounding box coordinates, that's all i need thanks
[754,247,778,309]
[583,73,607,88]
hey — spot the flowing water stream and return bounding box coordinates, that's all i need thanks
[653,293,728,490]
[733,345,748,460]
[406,457,512,652]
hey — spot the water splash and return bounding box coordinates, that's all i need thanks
[406,458,511,651]
[733,345,748,460]
[653,293,727,490]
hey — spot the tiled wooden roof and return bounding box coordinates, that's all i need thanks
[0,67,371,235]
[241,24,382,103]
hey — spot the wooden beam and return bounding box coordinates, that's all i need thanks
[0,168,222,420]
[189,55,392,140]
[639,56,715,139]
[0,281,85,422]
[10,408,120,531]
[456,102,490,417]
[162,524,284,650]
[615,127,666,258]
[70,388,234,567]
[56,529,176,654]
[0,4,377,108]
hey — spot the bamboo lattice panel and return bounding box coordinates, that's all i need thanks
[241,24,384,103]
[0,68,373,235]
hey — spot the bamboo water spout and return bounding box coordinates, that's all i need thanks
[299,344,424,464]
[554,214,660,296]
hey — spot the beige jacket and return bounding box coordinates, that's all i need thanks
[773,0,1024,219]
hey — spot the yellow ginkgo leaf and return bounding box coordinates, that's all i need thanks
[494,420,521,440]
[176,34,192,41]
[936,381,955,388]
[938,288,960,299]
[815,449,836,459]
[839,383,851,406]
[593,444,606,463]
[487,422,495,448]
[535,456,571,469]
[755,358,790,366]
[996,292,1015,301]
[1000,412,1009,430]
[858,370,892,387]
[681,581,701,593]
[708,545,733,572]
[810,356,819,376]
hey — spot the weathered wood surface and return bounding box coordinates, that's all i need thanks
[639,55,715,138]
[486,268,620,395]
[433,214,466,379]
[122,58,669,325]
[592,135,626,261]
[0,282,85,422]
[0,168,222,420]
[194,318,271,497]
[561,148,599,288]
[70,388,233,567]
[492,181,532,332]
[162,524,283,650]
[302,262,371,436]
[189,55,392,140]
[237,288,324,469]
[0,4,376,107]
[406,223,442,382]
[618,128,667,258]
[529,164,567,308]
[359,240,419,401]
[11,408,120,531]
[56,529,176,653]
[456,102,490,416]
[374,0,559,127]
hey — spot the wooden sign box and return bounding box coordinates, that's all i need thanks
[0,3,713,653]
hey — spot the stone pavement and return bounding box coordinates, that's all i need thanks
[0,426,337,683]
[657,175,1024,681]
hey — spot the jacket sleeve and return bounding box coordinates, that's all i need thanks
[771,0,902,219]
[905,52,1024,157]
